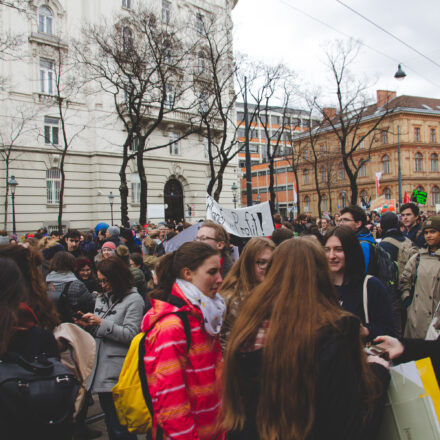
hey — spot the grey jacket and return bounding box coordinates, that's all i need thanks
[401,248,440,338]
[89,287,144,393]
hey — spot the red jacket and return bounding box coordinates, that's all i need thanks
[141,283,224,440]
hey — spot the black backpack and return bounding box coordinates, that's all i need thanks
[48,281,73,322]
[0,352,79,427]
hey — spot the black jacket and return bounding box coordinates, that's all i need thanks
[335,276,395,340]
[227,316,390,440]
[404,223,426,248]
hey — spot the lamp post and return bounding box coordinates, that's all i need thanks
[231,182,238,209]
[8,175,18,235]
[108,191,115,225]
[394,64,407,80]
[341,189,346,209]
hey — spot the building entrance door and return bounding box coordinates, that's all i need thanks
[164,179,184,223]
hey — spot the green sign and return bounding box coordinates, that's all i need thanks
[411,190,427,205]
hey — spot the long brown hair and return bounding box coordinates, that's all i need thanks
[222,237,377,440]
[220,237,275,303]
[0,244,60,331]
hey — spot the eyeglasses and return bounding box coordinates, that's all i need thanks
[256,259,270,269]
[339,217,355,224]
[196,236,218,243]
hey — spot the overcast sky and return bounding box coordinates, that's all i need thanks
[232,0,440,106]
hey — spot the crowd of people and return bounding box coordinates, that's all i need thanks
[1,202,440,440]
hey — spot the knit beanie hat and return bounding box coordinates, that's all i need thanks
[422,216,440,232]
[380,212,399,232]
[102,241,117,251]
[75,257,92,272]
[107,226,120,237]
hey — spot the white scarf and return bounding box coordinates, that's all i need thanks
[176,278,225,337]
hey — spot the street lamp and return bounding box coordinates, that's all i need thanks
[231,182,238,209]
[341,189,346,209]
[394,64,407,81]
[8,175,18,235]
[108,191,115,225]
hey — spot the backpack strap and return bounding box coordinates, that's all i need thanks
[363,275,373,325]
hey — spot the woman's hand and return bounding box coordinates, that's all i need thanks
[374,335,404,360]
[80,313,102,327]
[367,355,390,369]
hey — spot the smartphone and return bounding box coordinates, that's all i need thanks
[364,343,390,361]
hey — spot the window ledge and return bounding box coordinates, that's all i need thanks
[46,204,66,208]
[29,32,68,49]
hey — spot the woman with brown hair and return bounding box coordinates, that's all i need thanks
[223,238,390,440]
[220,237,275,350]
[0,244,60,331]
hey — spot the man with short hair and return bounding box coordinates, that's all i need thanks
[339,205,376,273]
[196,220,233,278]
[64,229,82,258]
[400,202,426,248]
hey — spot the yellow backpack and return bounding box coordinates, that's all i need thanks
[112,310,191,434]
[112,332,152,434]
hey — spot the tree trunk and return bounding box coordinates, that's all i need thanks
[57,158,66,232]
[138,147,147,226]
[3,169,9,230]
[119,158,130,227]
[268,157,275,212]
[213,162,228,202]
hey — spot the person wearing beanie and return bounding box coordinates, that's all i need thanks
[105,225,121,247]
[400,215,440,338]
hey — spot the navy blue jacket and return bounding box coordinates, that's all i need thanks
[404,223,426,248]
[335,276,395,340]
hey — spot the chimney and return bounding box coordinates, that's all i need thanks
[376,90,396,107]
[322,107,336,121]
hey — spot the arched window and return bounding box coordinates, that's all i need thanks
[122,27,133,52]
[359,159,367,177]
[382,154,390,174]
[321,194,328,212]
[431,153,438,172]
[340,191,347,208]
[320,165,327,183]
[304,196,310,213]
[38,6,53,35]
[303,169,309,185]
[360,190,368,206]
[130,173,140,203]
[433,186,440,205]
[338,162,345,179]
[417,185,425,192]
[415,153,423,171]
[46,168,60,204]
[383,188,391,200]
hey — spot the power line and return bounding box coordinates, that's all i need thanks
[336,0,440,70]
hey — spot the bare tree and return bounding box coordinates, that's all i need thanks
[315,39,393,205]
[78,5,197,225]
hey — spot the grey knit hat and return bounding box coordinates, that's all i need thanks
[107,225,120,236]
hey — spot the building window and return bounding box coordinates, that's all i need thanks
[304,169,309,185]
[44,116,59,145]
[338,162,345,179]
[122,27,133,52]
[359,160,367,177]
[303,149,308,160]
[415,152,423,171]
[237,112,244,121]
[360,190,368,205]
[319,144,326,155]
[165,84,174,108]
[340,192,347,208]
[122,0,132,8]
[304,196,310,213]
[38,6,53,35]
[384,188,391,200]
[198,92,208,115]
[131,173,140,203]
[129,135,139,153]
[271,115,280,125]
[40,58,55,95]
[169,132,179,155]
[320,165,326,183]
[382,154,390,174]
[195,13,204,34]
[381,130,388,144]
[431,129,436,143]
[358,135,365,149]
[321,194,328,212]
[414,127,421,142]
[433,186,440,205]
[431,153,438,172]
[162,0,171,24]
[46,168,61,205]
[197,51,206,73]
[203,137,209,158]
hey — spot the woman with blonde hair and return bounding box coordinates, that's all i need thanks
[223,238,390,440]
[220,237,275,350]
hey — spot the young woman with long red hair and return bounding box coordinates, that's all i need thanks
[223,237,390,440]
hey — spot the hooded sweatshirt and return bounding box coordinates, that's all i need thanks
[141,282,223,440]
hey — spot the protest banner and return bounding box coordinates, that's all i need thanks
[164,222,202,254]
[370,195,387,211]
[206,194,274,237]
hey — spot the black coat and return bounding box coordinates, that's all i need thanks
[227,316,390,440]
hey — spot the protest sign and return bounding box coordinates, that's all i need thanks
[412,189,428,205]
[164,222,202,254]
[370,195,386,211]
[206,194,274,237]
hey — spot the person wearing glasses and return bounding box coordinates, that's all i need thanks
[339,205,376,273]
[196,220,234,278]
[76,256,144,440]
[220,237,275,351]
